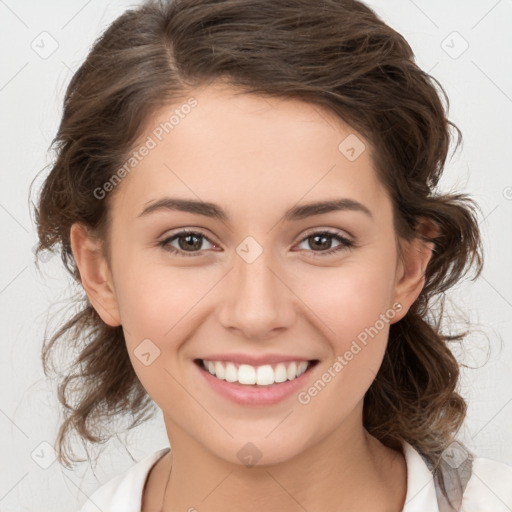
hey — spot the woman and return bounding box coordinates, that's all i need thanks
[34,0,512,510]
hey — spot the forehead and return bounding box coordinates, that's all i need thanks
[109,82,391,224]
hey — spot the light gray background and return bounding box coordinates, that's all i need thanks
[1,1,511,511]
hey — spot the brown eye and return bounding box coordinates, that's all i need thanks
[296,231,353,256]
[159,230,215,257]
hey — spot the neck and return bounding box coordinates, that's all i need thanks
[158,417,407,512]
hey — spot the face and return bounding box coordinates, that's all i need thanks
[72,81,430,466]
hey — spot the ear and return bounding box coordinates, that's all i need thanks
[391,218,438,323]
[70,222,121,327]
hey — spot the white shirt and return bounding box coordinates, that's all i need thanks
[78,441,512,512]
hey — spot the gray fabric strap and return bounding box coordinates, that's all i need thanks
[421,440,474,512]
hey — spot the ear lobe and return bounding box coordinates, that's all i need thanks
[391,218,438,322]
[70,222,121,327]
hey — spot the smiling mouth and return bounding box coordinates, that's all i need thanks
[194,358,319,386]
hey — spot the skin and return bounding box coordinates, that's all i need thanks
[70,81,435,512]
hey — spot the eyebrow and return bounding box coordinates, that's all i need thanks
[137,197,373,222]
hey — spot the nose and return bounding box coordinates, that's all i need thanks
[217,248,296,341]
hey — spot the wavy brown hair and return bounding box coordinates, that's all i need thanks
[33,0,483,502]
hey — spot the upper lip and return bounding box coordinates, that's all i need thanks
[197,354,317,366]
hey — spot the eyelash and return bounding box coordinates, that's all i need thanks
[158,229,354,258]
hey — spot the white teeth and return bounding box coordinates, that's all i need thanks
[256,365,274,386]
[238,364,256,384]
[201,359,311,386]
[286,362,297,380]
[297,361,308,377]
[274,363,288,383]
[214,361,225,380]
[225,362,238,383]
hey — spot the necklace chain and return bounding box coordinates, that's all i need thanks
[159,451,172,512]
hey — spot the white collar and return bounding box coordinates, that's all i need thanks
[81,441,441,511]
[401,440,440,511]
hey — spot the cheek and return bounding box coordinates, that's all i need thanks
[115,238,398,347]
[114,264,210,409]
[294,263,397,419]
[114,256,215,351]
[300,255,397,343]
[295,251,398,400]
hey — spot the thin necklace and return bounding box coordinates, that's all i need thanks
[159,452,173,512]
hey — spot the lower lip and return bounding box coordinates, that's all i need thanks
[195,361,317,406]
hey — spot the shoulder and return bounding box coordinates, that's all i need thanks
[78,448,170,512]
[400,440,512,512]
[462,454,512,511]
